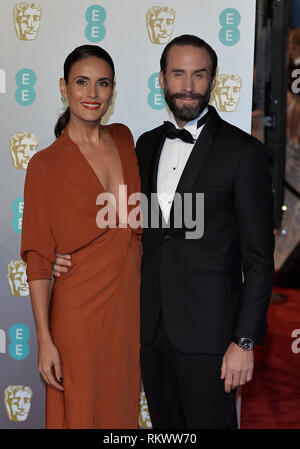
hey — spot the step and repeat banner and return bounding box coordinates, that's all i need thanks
[0,0,256,428]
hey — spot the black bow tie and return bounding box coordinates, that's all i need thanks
[164,110,210,144]
[164,122,195,143]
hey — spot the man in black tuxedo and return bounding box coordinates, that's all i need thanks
[136,35,274,429]
[53,35,274,429]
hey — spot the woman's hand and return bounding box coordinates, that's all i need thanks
[38,340,64,392]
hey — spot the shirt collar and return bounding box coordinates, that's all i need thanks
[170,106,209,140]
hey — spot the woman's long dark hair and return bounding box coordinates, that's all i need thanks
[54,45,115,138]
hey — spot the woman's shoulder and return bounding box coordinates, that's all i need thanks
[27,132,71,170]
[105,122,133,140]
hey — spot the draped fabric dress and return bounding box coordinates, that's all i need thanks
[21,123,142,429]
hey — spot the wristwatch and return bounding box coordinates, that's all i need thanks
[233,337,254,351]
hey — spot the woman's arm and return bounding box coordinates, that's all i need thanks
[29,280,64,392]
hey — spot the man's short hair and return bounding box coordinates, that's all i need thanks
[160,34,218,79]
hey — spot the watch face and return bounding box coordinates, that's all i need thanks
[240,338,254,350]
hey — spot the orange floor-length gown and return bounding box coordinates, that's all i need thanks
[21,123,142,428]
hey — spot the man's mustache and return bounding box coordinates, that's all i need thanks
[170,92,204,100]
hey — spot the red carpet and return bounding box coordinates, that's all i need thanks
[240,288,300,429]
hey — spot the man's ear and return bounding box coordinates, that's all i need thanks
[211,76,216,92]
[158,71,165,90]
[59,78,67,100]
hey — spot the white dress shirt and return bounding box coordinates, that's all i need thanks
[157,107,208,223]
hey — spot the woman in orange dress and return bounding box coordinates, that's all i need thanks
[21,45,142,429]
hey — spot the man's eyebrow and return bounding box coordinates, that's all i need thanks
[171,68,209,73]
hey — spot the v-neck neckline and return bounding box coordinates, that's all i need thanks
[64,124,126,194]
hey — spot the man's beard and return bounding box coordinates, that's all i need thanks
[163,78,212,123]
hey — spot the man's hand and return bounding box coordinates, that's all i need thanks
[53,254,71,277]
[221,342,254,393]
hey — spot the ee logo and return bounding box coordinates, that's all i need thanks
[12,197,24,234]
[219,8,241,46]
[85,5,106,42]
[15,69,36,105]
[9,324,30,360]
[148,73,166,110]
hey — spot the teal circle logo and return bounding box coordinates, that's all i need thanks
[85,5,106,42]
[12,197,24,234]
[219,8,241,46]
[147,73,166,110]
[9,323,30,360]
[15,69,36,105]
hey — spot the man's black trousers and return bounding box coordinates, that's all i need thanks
[141,316,238,429]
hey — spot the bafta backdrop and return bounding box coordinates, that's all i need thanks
[0,0,256,428]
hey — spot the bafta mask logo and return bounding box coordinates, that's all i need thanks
[213,74,242,112]
[4,386,33,422]
[7,260,29,297]
[13,3,42,41]
[146,7,175,45]
[10,132,38,170]
[139,391,152,428]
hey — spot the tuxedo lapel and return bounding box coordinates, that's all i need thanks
[144,126,169,232]
[175,106,222,197]
[151,128,166,194]
[144,107,222,233]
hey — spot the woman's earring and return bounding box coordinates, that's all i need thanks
[109,98,113,106]
[61,96,69,109]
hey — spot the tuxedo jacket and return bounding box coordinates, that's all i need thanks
[136,106,275,355]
